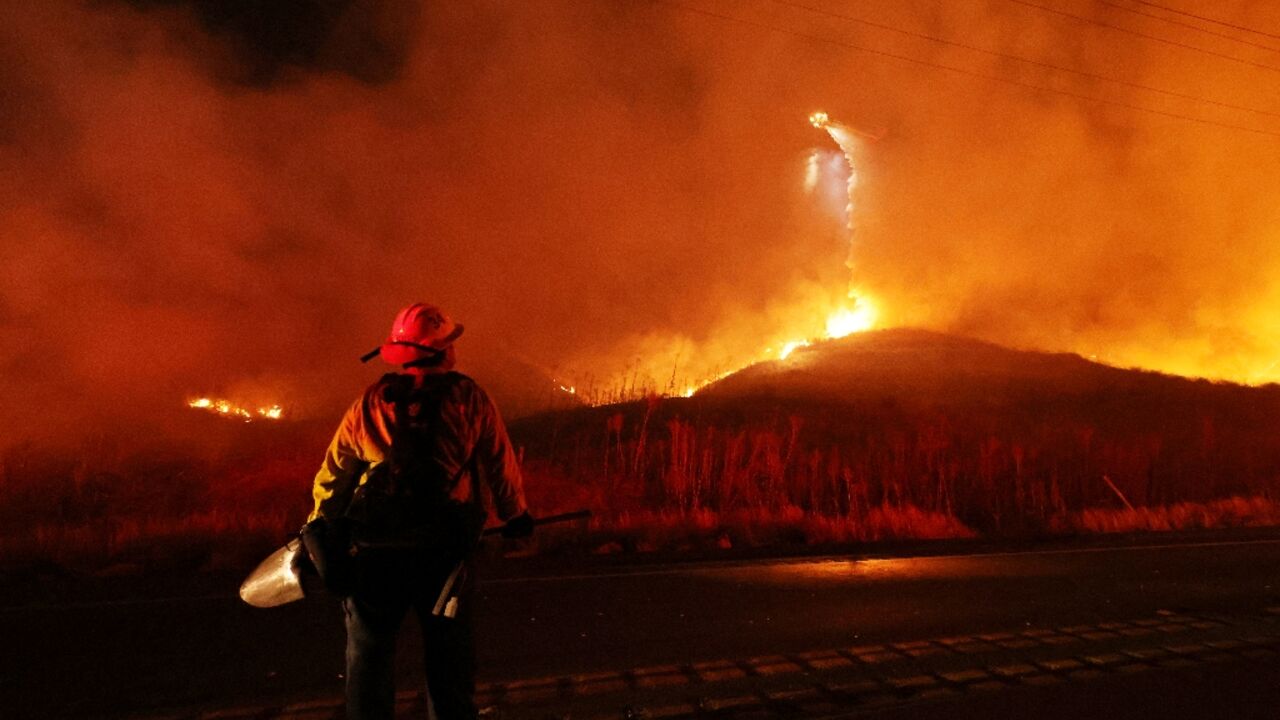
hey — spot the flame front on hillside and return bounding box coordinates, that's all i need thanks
[716,113,881,374]
[559,110,882,405]
[777,297,880,360]
[188,397,284,422]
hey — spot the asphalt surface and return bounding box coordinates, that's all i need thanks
[7,533,1280,718]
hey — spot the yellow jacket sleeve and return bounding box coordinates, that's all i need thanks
[309,398,370,522]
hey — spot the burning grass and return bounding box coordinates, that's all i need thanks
[7,365,1280,581]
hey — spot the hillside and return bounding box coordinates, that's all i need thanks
[509,328,1280,537]
[699,328,1273,412]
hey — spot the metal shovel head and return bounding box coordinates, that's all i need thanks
[240,538,306,608]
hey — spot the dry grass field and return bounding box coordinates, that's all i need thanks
[5,330,1280,580]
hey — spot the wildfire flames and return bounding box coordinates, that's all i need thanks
[778,297,880,360]
[187,397,284,422]
[558,110,882,404]
[768,115,880,360]
[765,114,881,363]
[693,112,880,383]
[826,302,877,338]
[552,112,890,404]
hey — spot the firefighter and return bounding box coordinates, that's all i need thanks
[308,302,533,720]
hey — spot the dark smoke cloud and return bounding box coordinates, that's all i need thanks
[123,0,421,86]
[2,0,1279,448]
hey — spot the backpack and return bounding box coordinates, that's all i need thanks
[343,372,484,559]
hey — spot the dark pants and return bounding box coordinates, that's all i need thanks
[343,550,476,720]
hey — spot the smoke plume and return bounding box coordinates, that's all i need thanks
[3,0,1279,447]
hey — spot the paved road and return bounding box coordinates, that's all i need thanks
[7,534,1280,718]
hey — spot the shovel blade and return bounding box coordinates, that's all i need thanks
[240,538,306,608]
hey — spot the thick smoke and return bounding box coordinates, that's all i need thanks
[2,0,1279,447]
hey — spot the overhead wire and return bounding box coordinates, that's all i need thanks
[769,0,1280,119]
[655,1,1280,138]
[1094,0,1280,54]
[1006,0,1280,74]
[1126,0,1280,42]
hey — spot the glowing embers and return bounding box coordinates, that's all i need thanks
[188,397,284,422]
[808,111,830,129]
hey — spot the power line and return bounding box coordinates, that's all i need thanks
[769,0,1280,119]
[1126,0,1280,42]
[1095,0,1280,54]
[1007,0,1280,74]
[655,1,1280,138]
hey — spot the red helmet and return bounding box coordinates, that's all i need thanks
[362,303,464,365]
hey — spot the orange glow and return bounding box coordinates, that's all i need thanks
[564,110,883,403]
[776,298,879,361]
[825,298,878,339]
[7,1,1280,451]
[188,397,284,422]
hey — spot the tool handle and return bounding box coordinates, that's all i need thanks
[482,509,592,537]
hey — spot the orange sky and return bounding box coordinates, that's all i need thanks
[2,0,1279,444]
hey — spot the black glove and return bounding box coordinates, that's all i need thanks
[501,511,535,539]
